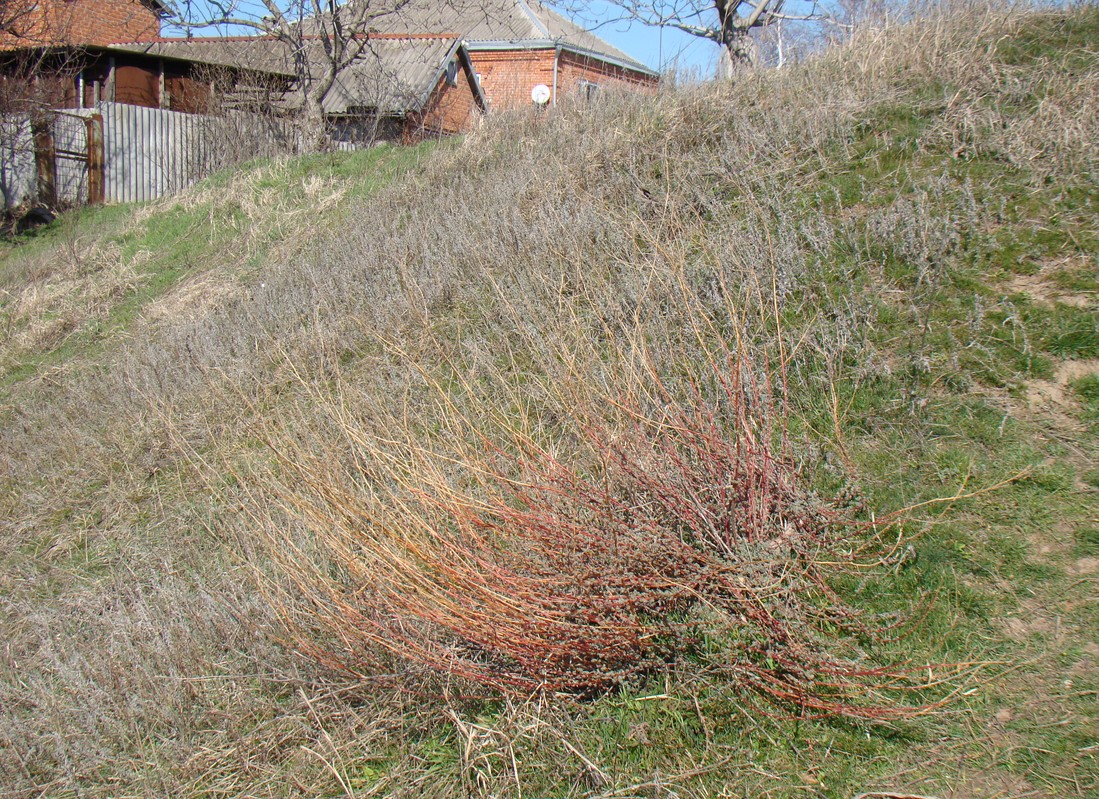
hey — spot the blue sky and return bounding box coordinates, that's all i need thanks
[567,13,724,77]
[560,0,838,78]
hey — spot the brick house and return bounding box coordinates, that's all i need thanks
[1,0,654,210]
[0,0,264,112]
[371,0,659,109]
[0,0,172,109]
[0,0,485,141]
[107,34,487,141]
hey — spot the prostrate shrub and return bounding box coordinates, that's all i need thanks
[253,308,944,718]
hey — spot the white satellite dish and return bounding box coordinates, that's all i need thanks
[531,84,551,105]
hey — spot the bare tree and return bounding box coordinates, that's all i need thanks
[163,0,416,150]
[554,0,846,74]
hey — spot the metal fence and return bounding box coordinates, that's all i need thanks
[99,102,205,204]
[0,111,99,209]
[2,102,292,210]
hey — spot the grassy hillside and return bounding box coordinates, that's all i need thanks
[1,5,1097,797]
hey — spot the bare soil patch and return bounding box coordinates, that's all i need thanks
[1008,255,1096,309]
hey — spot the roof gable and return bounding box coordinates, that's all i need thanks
[322,36,471,115]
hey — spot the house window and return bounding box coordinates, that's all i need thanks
[579,80,600,102]
[445,60,459,87]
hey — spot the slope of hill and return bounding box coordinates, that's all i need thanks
[1,4,1096,797]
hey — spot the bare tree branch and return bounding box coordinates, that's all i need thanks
[551,0,842,72]
[163,0,421,148]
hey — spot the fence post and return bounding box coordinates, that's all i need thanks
[85,114,104,205]
[32,117,56,207]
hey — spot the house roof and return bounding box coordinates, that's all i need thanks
[108,37,296,77]
[365,0,656,75]
[320,36,474,115]
[116,1,657,80]
[108,35,484,116]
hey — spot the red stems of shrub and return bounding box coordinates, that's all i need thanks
[261,339,954,720]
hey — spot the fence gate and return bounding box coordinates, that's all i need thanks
[32,112,105,207]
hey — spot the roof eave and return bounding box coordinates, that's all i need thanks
[465,38,556,50]
[556,43,658,78]
[465,39,657,78]
[97,42,296,78]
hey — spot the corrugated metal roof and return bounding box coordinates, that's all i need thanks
[321,37,463,115]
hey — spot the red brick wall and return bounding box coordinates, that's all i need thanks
[0,0,49,48]
[466,49,555,112]
[50,0,160,45]
[0,0,160,49]
[411,67,483,139]
[556,51,657,98]
[467,48,655,112]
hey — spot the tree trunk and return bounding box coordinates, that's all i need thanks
[720,23,758,77]
[301,93,329,153]
[290,40,333,154]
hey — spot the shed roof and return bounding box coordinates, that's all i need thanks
[108,37,295,76]
[108,34,480,116]
[321,36,470,115]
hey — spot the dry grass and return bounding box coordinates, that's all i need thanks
[1,2,1096,796]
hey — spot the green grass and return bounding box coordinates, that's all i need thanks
[0,203,131,268]
[995,7,1099,68]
